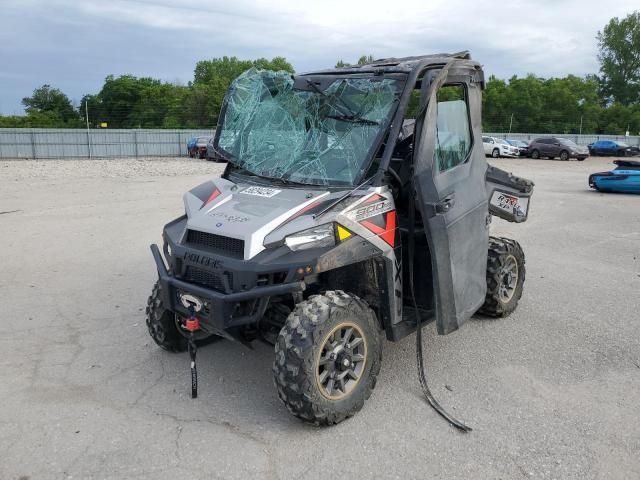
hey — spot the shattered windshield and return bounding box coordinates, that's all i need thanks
[215,69,400,186]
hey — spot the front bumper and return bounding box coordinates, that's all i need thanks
[150,244,305,334]
[501,150,519,158]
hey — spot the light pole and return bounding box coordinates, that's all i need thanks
[85,100,92,160]
[579,116,583,136]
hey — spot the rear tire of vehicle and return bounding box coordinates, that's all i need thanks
[492,148,500,158]
[560,150,569,161]
[273,290,382,426]
[146,281,188,352]
[530,149,540,159]
[478,237,525,318]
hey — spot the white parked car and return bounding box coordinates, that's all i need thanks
[482,136,519,158]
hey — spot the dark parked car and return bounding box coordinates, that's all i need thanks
[205,137,226,162]
[528,137,589,161]
[187,136,212,159]
[588,140,639,157]
[506,139,529,156]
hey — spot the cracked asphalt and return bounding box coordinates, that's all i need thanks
[1,156,639,479]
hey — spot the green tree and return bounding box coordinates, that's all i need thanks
[21,84,80,125]
[357,55,374,65]
[334,55,375,69]
[597,11,640,105]
[189,56,294,127]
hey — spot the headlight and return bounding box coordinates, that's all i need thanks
[284,224,335,251]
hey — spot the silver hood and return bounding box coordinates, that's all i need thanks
[184,178,330,260]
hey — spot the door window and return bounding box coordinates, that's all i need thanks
[434,85,472,172]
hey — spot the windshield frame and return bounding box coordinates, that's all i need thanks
[214,71,408,188]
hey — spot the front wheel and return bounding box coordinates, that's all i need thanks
[273,291,382,425]
[146,282,187,352]
[560,150,569,161]
[146,281,214,351]
[479,237,525,317]
[530,149,540,159]
[492,148,500,158]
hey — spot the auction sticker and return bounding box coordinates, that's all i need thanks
[240,186,282,198]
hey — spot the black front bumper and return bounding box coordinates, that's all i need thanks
[151,244,305,334]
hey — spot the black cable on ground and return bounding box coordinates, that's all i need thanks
[407,175,472,433]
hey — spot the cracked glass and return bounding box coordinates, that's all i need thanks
[216,68,400,186]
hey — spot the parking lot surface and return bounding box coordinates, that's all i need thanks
[1,156,639,479]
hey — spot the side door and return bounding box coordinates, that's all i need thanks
[413,65,489,334]
[551,138,562,158]
[482,136,492,155]
[537,138,549,157]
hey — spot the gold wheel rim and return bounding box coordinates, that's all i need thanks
[499,254,518,302]
[315,321,367,400]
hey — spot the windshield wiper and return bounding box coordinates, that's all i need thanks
[326,114,379,126]
[229,164,310,187]
[313,175,376,219]
[305,79,377,126]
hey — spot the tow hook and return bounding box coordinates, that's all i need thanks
[184,309,201,399]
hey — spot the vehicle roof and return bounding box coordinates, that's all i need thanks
[299,51,481,76]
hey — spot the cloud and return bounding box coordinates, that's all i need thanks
[0,0,637,113]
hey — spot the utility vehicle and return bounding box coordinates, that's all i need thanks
[147,52,534,426]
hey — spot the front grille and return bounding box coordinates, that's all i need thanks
[183,266,231,292]
[186,230,244,258]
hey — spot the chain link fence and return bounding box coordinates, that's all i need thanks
[1,128,639,160]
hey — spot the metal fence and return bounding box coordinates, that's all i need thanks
[1,128,639,160]
[0,129,214,159]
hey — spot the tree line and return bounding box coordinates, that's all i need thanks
[1,12,639,135]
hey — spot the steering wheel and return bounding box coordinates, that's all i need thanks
[386,165,404,200]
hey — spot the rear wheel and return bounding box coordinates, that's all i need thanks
[273,291,382,425]
[560,150,569,161]
[479,237,525,317]
[492,148,500,158]
[530,149,540,159]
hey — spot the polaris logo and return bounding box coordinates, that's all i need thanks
[182,252,223,269]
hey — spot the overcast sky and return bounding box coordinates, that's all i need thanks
[0,0,637,114]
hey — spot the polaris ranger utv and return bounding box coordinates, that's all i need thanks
[147,52,534,427]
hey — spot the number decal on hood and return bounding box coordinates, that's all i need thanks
[240,186,282,198]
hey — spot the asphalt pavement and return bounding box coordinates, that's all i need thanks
[0,156,638,479]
